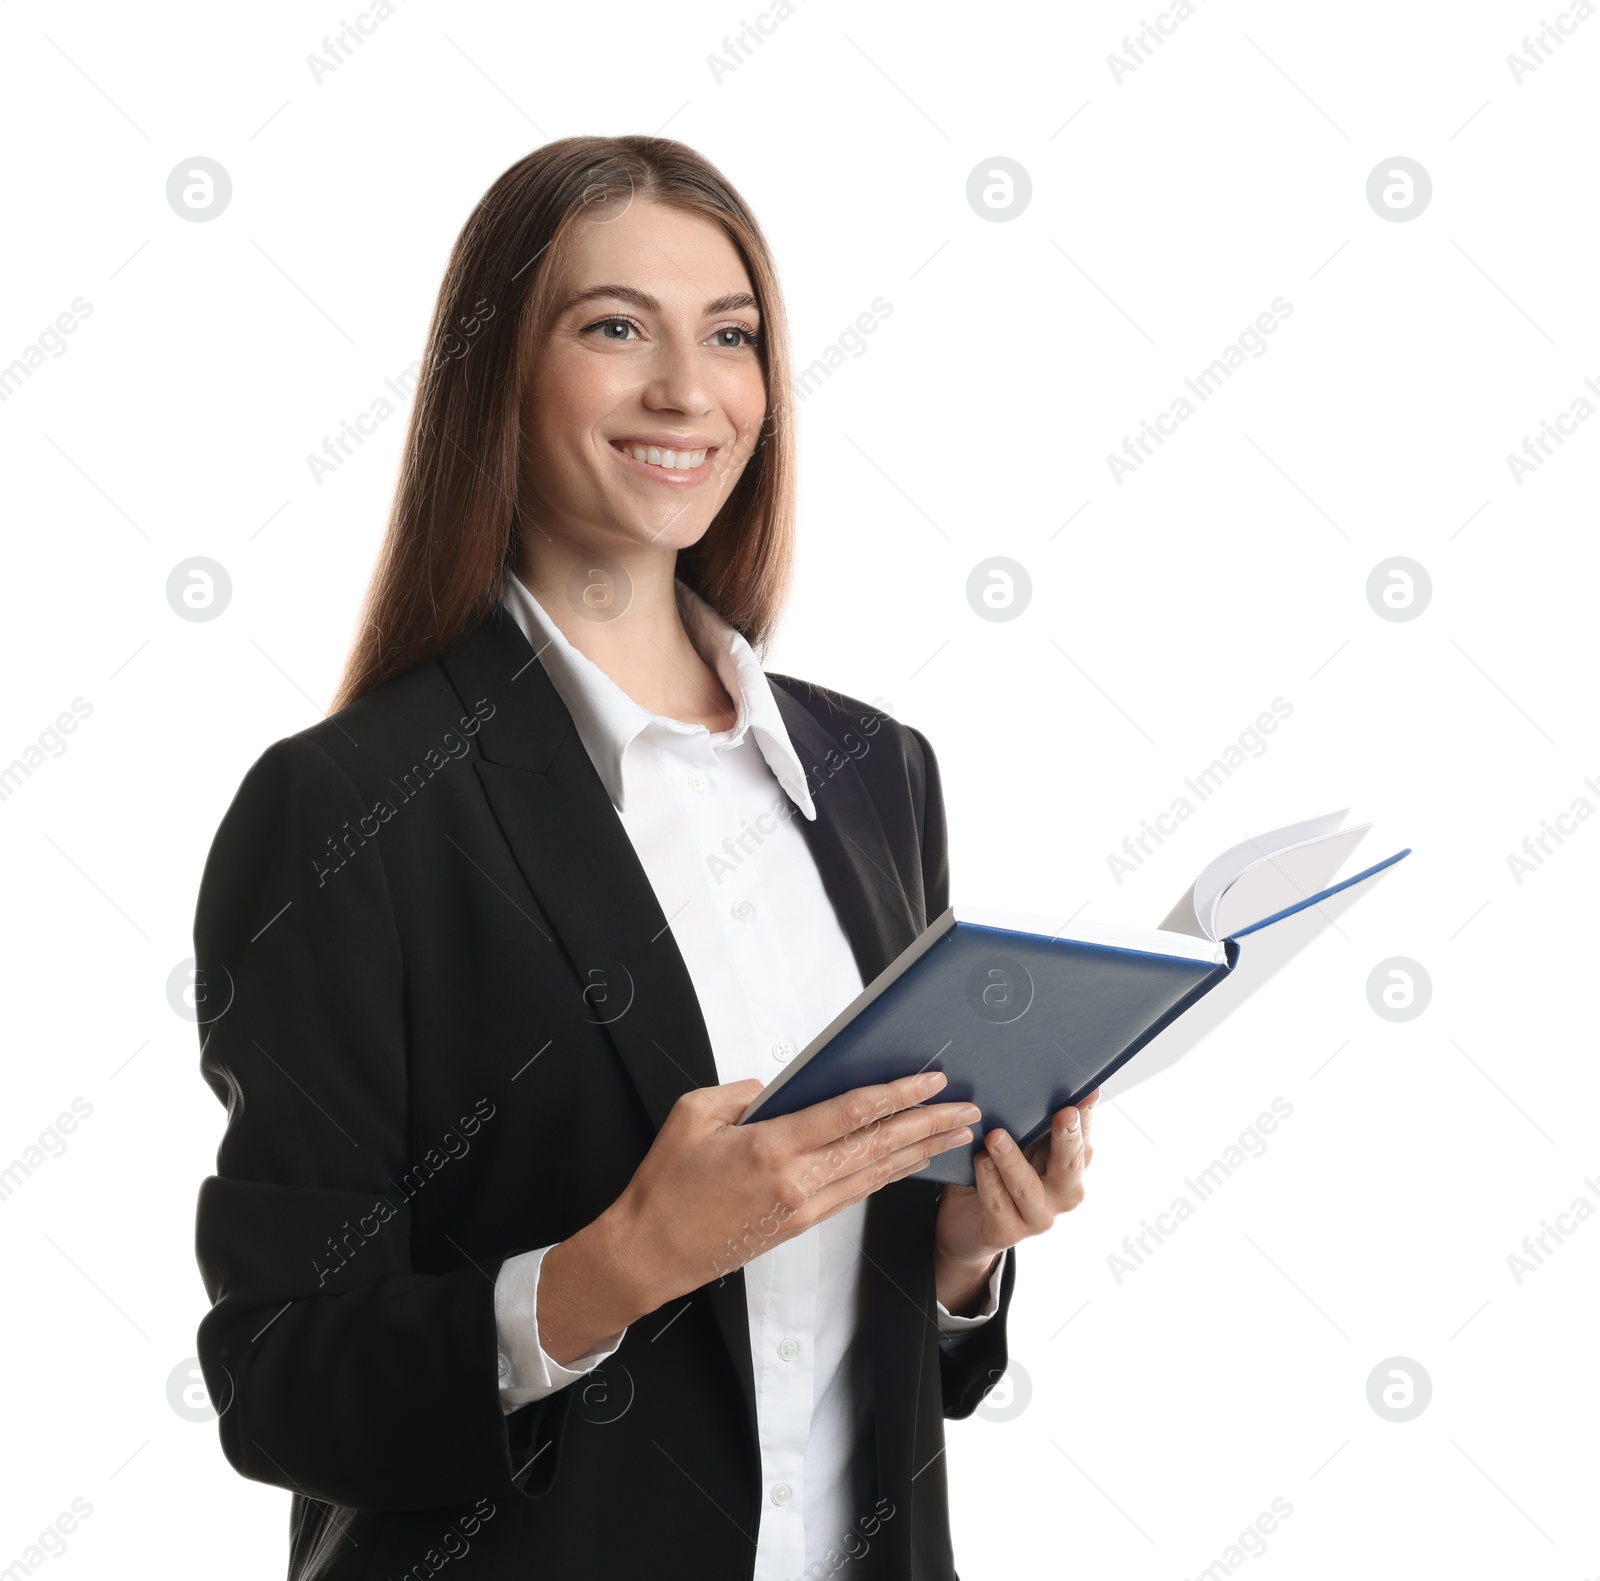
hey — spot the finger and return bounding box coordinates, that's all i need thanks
[1042,1106,1089,1208]
[973,1147,1024,1239]
[700,1078,769,1123]
[804,1099,982,1191]
[1023,1091,1099,1171]
[982,1128,1053,1232]
[778,1070,953,1151]
[807,1120,976,1223]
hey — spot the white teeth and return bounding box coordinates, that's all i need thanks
[623,444,707,470]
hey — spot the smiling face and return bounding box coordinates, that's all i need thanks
[516,197,769,570]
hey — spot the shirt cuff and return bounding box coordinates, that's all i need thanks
[935,1252,1004,1344]
[494,1244,628,1413]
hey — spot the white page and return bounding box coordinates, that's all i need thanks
[1209,823,1372,938]
[1160,811,1355,936]
[1188,810,1351,935]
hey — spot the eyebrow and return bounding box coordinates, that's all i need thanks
[560,284,759,318]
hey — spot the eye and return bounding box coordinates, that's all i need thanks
[583,315,642,342]
[708,324,760,350]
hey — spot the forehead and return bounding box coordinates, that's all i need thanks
[550,197,754,303]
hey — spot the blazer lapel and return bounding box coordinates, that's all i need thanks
[440,611,770,1448]
[443,607,720,1125]
[767,680,938,1510]
[767,682,924,983]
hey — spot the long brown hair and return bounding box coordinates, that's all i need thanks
[329,136,796,714]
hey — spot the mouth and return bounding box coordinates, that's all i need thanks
[609,439,717,486]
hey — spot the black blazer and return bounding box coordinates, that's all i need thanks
[193,604,1015,1581]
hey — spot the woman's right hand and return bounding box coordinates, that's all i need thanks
[537,1072,978,1365]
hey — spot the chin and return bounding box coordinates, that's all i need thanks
[613,506,717,553]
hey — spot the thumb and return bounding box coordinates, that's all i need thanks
[701,1078,767,1123]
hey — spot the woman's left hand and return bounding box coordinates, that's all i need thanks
[932,1088,1100,1314]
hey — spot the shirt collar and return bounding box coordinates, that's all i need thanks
[499,569,816,821]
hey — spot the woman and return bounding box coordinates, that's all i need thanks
[193,135,1099,1581]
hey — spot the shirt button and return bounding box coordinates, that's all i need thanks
[777,1337,800,1361]
[496,1352,511,1380]
[770,1482,793,1506]
[688,772,710,794]
[771,1039,796,1063]
[731,900,755,922]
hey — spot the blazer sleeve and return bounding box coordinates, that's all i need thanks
[192,733,526,1510]
[905,724,1019,1420]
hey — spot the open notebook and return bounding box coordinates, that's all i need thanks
[739,810,1409,1185]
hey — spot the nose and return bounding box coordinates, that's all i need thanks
[641,335,716,418]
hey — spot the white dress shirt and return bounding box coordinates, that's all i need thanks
[491,570,1000,1579]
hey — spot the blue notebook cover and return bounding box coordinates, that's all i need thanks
[740,847,1409,1186]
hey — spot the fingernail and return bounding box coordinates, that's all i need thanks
[1064,1108,1080,1131]
[958,1105,983,1123]
[949,1127,973,1146]
[920,1072,947,1097]
[989,1129,1014,1155]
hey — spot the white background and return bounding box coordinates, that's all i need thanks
[1,0,1595,1576]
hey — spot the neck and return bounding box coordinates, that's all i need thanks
[515,538,736,730]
